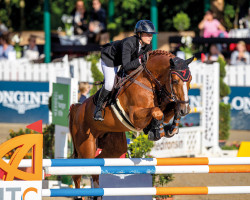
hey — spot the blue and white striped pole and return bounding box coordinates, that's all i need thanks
[42,186,250,197]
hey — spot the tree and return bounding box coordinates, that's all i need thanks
[1,0,247,34]
[217,57,231,140]
[173,12,191,31]
[0,0,204,33]
[86,53,103,96]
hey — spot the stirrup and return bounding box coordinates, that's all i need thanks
[94,108,104,121]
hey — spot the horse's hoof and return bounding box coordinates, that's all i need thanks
[148,131,161,141]
[148,132,154,141]
[164,126,178,138]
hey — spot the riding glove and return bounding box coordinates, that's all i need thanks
[139,53,147,64]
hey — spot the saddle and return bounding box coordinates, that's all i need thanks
[93,65,145,106]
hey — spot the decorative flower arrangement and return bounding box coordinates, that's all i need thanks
[12,34,22,59]
[180,36,194,59]
[61,14,73,36]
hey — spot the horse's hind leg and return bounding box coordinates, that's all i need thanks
[91,132,127,200]
[71,126,97,199]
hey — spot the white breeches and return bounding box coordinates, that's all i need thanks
[101,59,118,91]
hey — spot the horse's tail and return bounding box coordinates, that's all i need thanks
[68,103,81,158]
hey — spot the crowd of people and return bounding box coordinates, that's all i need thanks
[0,1,249,66]
[0,0,106,61]
[198,9,250,65]
[71,0,106,43]
[0,32,41,61]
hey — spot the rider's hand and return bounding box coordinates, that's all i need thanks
[139,53,147,64]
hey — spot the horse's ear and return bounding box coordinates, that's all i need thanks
[170,58,175,66]
[185,56,194,65]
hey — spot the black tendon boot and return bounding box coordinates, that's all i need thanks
[146,118,163,141]
[94,88,111,121]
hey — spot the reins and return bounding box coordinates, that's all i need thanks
[115,59,190,107]
[142,63,176,104]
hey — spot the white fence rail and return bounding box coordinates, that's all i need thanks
[0,57,101,83]
[224,65,250,86]
[1,58,249,86]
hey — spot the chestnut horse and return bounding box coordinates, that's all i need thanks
[69,50,193,191]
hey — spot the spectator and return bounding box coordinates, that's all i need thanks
[78,82,91,103]
[72,0,88,35]
[205,44,224,62]
[198,10,227,38]
[0,21,8,35]
[230,41,250,65]
[88,0,107,43]
[89,0,107,33]
[23,35,39,61]
[0,33,15,60]
[242,7,250,28]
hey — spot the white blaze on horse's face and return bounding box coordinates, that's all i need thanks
[182,82,190,115]
[171,75,191,116]
[183,82,189,104]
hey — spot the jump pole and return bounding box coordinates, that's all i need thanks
[45,165,250,175]
[4,157,250,167]
[42,186,250,197]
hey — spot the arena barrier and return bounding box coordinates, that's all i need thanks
[1,133,250,199]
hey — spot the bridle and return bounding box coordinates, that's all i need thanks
[115,61,191,108]
[142,64,191,107]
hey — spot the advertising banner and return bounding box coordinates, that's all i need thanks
[0,181,42,200]
[223,87,250,130]
[0,81,49,123]
[185,87,250,130]
[52,83,70,127]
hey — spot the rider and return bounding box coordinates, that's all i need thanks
[94,20,158,121]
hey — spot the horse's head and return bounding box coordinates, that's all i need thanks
[170,56,193,117]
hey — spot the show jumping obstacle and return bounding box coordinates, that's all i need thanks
[3,156,250,197]
[1,134,250,199]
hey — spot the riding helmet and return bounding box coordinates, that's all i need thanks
[134,20,158,34]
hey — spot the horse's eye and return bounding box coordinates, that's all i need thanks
[172,80,178,84]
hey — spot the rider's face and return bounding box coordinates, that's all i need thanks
[141,33,153,44]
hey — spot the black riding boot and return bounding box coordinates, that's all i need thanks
[94,88,111,121]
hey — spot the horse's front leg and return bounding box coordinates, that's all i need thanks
[129,106,164,141]
[163,109,180,138]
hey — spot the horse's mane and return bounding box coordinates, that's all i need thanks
[148,50,175,60]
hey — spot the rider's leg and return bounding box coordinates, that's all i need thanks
[94,60,118,121]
